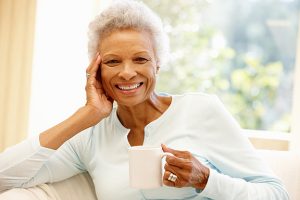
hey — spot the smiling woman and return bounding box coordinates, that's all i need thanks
[0,0,291,199]
[100,29,159,107]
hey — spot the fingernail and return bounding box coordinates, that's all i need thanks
[96,54,101,61]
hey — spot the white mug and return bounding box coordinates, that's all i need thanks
[128,146,171,189]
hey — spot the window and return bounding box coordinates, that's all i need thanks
[141,0,300,133]
[29,0,99,135]
[29,0,300,144]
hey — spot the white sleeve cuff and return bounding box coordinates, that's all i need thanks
[28,135,56,154]
[198,169,219,198]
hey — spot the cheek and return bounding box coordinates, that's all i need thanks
[148,66,157,81]
[100,67,114,90]
[143,63,157,76]
[144,67,157,89]
[100,70,108,85]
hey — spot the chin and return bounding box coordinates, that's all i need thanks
[115,96,147,107]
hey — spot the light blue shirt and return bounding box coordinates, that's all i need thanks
[0,93,289,199]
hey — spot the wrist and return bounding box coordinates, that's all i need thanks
[78,106,105,128]
[39,106,104,150]
[195,167,210,190]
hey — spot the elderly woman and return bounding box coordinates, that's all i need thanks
[0,0,289,199]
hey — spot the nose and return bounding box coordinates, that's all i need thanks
[118,62,137,80]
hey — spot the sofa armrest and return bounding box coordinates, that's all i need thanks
[1,151,299,200]
[0,184,55,200]
[49,172,97,200]
[0,172,97,200]
[259,150,300,200]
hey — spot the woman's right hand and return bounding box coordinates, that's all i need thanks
[39,53,113,150]
[84,52,113,125]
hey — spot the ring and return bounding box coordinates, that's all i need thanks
[167,173,177,182]
[86,73,90,79]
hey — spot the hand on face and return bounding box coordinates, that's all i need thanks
[85,52,114,124]
[162,144,210,190]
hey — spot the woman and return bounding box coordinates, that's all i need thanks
[0,0,289,199]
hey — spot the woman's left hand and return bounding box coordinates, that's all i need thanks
[162,144,210,190]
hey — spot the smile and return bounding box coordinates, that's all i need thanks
[116,82,143,91]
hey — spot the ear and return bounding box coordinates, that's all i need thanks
[156,66,160,74]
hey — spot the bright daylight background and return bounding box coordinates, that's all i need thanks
[29,0,107,135]
[29,0,300,137]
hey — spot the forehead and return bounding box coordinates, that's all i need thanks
[99,29,155,56]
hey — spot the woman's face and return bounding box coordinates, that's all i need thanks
[99,29,158,106]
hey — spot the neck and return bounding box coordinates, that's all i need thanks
[116,93,171,129]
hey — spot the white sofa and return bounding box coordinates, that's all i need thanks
[0,150,299,200]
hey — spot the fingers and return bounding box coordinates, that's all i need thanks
[162,145,210,190]
[167,156,192,170]
[163,169,189,188]
[163,171,176,187]
[162,144,192,159]
[162,144,193,169]
[164,162,184,175]
[85,53,102,92]
[161,144,195,188]
[86,52,101,80]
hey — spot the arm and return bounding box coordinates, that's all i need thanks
[199,96,289,199]
[200,170,289,200]
[0,53,112,191]
[0,136,54,192]
[39,106,103,150]
[162,145,289,200]
[40,53,112,150]
[162,95,289,200]
[0,129,90,191]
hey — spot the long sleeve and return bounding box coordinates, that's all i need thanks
[0,129,90,192]
[199,170,289,199]
[195,95,289,200]
[0,136,54,191]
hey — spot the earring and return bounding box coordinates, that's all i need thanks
[156,66,160,75]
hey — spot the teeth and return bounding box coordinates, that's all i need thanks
[118,83,141,90]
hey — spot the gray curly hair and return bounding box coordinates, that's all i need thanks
[87,0,169,66]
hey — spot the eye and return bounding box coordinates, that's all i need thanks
[105,60,119,64]
[134,57,149,64]
[104,59,120,66]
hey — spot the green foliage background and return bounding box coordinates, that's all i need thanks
[142,0,300,132]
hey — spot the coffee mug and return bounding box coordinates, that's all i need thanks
[128,146,171,189]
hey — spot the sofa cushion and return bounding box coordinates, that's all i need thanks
[0,173,96,200]
[49,172,97,200]
[259,150,300,200]
[1,151,298,200]
[0,184,57,200]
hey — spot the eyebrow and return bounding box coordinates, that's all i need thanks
[133,51,151,55]
[102,54,119,58]
[102,51,151,58]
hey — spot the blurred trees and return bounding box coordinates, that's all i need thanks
[142,0,300,132]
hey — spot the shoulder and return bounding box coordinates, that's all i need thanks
[171,92,240,126]
[172,92,216,101]
[172,92,220,110]
[65,110,115,150]
[64,127,94,153]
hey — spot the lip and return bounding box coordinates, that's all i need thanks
[115,82,144,95]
